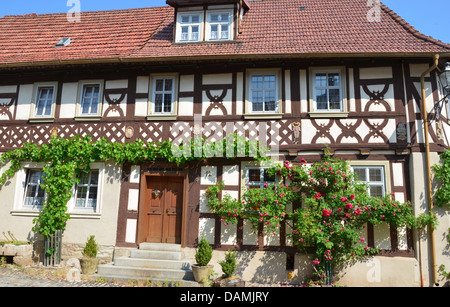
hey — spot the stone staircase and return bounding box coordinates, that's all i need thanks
[97,243,198,286]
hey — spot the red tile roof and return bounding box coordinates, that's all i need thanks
[0,0,449,67]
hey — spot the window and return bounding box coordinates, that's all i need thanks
[309,67,348,117]
[23,169,45,209]
[152,77,175,114]
[206,12,232,41]
[313,70,343,112]
[177,13,202,42]
[80,83,101,116]
[75,170,99,211]
[34,86,55,117]
[249,73,278,113]
[352,166,386,197]
[246,167,275,189]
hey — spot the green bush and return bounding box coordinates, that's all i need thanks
[195,237,212,266]
[219,250,237,278]
[82,235,98,258]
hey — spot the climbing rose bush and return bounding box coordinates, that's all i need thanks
[206,154,422,278]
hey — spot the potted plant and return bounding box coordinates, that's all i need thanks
[214,250,245,287]
[192,237,213,284]
[79,235,99,275]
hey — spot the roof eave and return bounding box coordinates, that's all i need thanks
[1,52,450,69]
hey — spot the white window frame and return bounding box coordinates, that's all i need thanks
[76,80,104,118]
[205,11,233,41]
[351,165,387,198]
[309,67,348,118]
[74,169,100,212]
[176,12,203,43]
[248,71,280,114]
[23,168,46,210]
[30,82,58,121]
[245,167,276,189]
[69,163,104,215]
[11,163,104,217]
[151,76,176,115]
[312,69,343,112]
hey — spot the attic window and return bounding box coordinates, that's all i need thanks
[56,38,71,47]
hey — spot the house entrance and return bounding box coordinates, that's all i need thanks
[138,176,184,244]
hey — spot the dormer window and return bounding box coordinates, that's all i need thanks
[206,12,232,41]
[178,13,203,42]
[169,0,249,44]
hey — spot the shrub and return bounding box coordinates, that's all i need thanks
[219,250,237,278]
[195,237,212,266]
[82,235,98,258]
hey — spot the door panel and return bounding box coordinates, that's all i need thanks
[139,176,184,244]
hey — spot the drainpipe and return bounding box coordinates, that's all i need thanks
[420,54,439,286]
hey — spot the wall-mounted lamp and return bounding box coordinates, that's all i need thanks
[438,62,450,95]
[434,62,450,121]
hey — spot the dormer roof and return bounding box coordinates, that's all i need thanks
[166,0,250,10]
[0,0,449,68]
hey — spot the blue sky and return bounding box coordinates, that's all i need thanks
[0,0,448,44]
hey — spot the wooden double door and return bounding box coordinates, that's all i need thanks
[138,176,184,244]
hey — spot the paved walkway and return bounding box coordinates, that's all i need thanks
[0,266,125,287]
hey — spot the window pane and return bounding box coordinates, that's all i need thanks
[155,79,164,91]
[369,185,383,197]
[220,13,229,21]
[191,26,199,40]
[181,16,190,23]
[164,94,172,113]
[181,27,189,40]
[264,75,275,89]
[315,73,327,87]
[210,25,218,40]
[164,79,173,92]
[263,169,275,182]
[354,168,366,181]
[369,168,383,182]
[316,89,328,110]
[210,14,219,22]
[249,169,260,182]
[221,25,229,39]
[191,15,200,23]
[155,94,163,113]
[252,76,263,89]
[328,73,340,87]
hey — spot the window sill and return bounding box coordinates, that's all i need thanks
[308,112,349,118]
[244,113,283,120]
[29,118,55,124]
[68,212,101,220]
[10,210,41,217]
[147,115,177,121]
[74,116,102,121]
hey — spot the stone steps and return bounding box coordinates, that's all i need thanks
[96,243,198,286]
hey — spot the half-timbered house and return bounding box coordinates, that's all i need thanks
[0,0,449,286]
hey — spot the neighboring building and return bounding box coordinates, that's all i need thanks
[0,0,449,286]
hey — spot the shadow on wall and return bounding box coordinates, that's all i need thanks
[235,250,313,284]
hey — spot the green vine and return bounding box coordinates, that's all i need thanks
[433,149,450,207]
[0,134,268,239]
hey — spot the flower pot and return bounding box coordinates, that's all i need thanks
[192,264,213,284]
[79,258,99,275]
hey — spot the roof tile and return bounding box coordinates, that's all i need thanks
[0,0,448,66]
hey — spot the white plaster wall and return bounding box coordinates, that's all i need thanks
[0,162,122,251]
[60,82,78,119]
[16,84,33,120]
[409,151,450,286]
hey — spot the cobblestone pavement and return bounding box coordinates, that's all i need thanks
[0,265,125,287]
